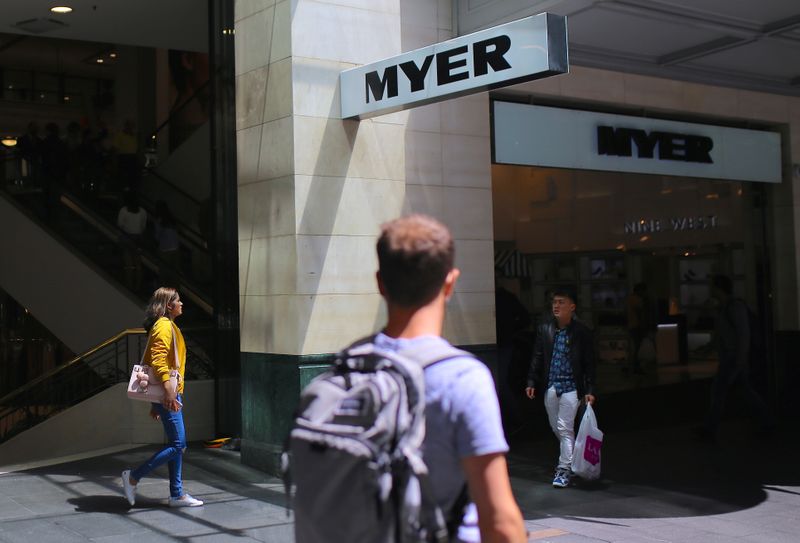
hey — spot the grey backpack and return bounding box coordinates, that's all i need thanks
[284,336,472,543]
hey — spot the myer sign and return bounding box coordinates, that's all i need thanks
[340,13,568,120]
[494,102,782,183]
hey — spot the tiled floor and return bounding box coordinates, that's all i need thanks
[1,417,798,542]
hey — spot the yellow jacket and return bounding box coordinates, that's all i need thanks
[144,317,186,393]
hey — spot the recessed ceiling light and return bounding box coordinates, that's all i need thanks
[96,58,104,63]
[50,6,73,14]
[109,52,117,58]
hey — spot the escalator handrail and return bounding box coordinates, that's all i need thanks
[143,166,203,207]
[151,79,211,142]
[57,189,214,315]
[0,328,146,407]
[138,170,208,251]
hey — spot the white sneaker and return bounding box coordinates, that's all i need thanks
[121,470,137,506]
[169,493,204,507]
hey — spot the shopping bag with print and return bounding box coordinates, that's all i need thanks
[572,403,603,480]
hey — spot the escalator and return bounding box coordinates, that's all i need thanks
[0,73,239,439]
[0,327,214,467]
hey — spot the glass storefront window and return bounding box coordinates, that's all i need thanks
[493,163,764,394]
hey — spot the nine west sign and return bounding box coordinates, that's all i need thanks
[494,102,782,183]
[340,13,568,120]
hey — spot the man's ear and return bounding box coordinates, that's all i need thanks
[443,268,460,301]
[376,271,386,296]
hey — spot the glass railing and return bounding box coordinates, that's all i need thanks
[0,163,213,312]
[0,172,217,371]
[0,328,213,444]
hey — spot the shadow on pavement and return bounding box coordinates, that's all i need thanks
[509,416,798,520]
[67,495,164,513]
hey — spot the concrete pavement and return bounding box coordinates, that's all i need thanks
[0,417,798,542]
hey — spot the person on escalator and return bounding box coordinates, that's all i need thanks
[117,191,147,291]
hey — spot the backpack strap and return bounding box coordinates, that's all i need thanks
[398,340,475,369]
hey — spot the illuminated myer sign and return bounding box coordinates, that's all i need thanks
[340,13,568,120]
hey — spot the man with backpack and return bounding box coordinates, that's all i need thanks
[287,214,526,543]
[697,274,774,440]
[525,286,596,488]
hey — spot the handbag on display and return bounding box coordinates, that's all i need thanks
[126,323,181,402]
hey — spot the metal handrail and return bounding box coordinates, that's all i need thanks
[151,79,210,140]
[137,183,207,250]
[0,327,215,444]
[143,164,203,206]
[0,329,145,407]
[57,190,214,315]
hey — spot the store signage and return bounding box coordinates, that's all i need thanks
[597,126,713,163]
[341,13,568,120]
[624,216,718,235]
[494,102,782,183]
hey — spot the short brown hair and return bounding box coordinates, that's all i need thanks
[377,215,454,307]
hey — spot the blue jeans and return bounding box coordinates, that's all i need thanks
[131,394,186,498]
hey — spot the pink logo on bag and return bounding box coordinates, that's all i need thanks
[584,435,602,465]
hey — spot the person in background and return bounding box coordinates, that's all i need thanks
[625,282,653,374]
[113,119,140,191]
[117,192,147,290]
[121,287,203,508]
[154,201,181,286]
[495,276,531,433]
[696,274,774,441]
[526,286,596,488]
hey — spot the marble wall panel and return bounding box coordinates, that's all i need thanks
[553,66,625,105]
[258,116,294,180]
[236,66,268,130]
[294,175,405,235]
[235,7,275,76]
[246,235,297,296]
[737,89,790,124]
[403,183,445,217]
[443,291,496,345]
[295,235,379,295]
[236,125,262,185]
[405,131,444,186]
[235,0,276,22]
[263,58,293,122]
[442,186,494,240]
[454,239,495,294]
[292,1,400,65]
[441,94,491,137]
[300,293,386,353]
[270,0,292,63]
[292,57,348,119]
[442,134,491,189]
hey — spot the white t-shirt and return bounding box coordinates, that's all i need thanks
[117,207,147,236]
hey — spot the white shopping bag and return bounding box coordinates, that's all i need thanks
[572,403,603,480]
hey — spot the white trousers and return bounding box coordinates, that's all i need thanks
[543,387,580,470]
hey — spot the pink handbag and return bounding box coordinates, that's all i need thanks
[127,323,181,402]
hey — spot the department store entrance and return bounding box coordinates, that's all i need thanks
[491,101,780,398]
[493,165,772,396]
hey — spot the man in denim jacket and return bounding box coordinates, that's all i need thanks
[526,286,596,488]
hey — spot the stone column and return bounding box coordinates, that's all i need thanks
[235,0,496,472]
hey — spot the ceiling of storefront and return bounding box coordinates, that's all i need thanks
[0,0,206,52]
[458,0,800,97]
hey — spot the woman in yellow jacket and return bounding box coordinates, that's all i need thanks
[121,287,203,507]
